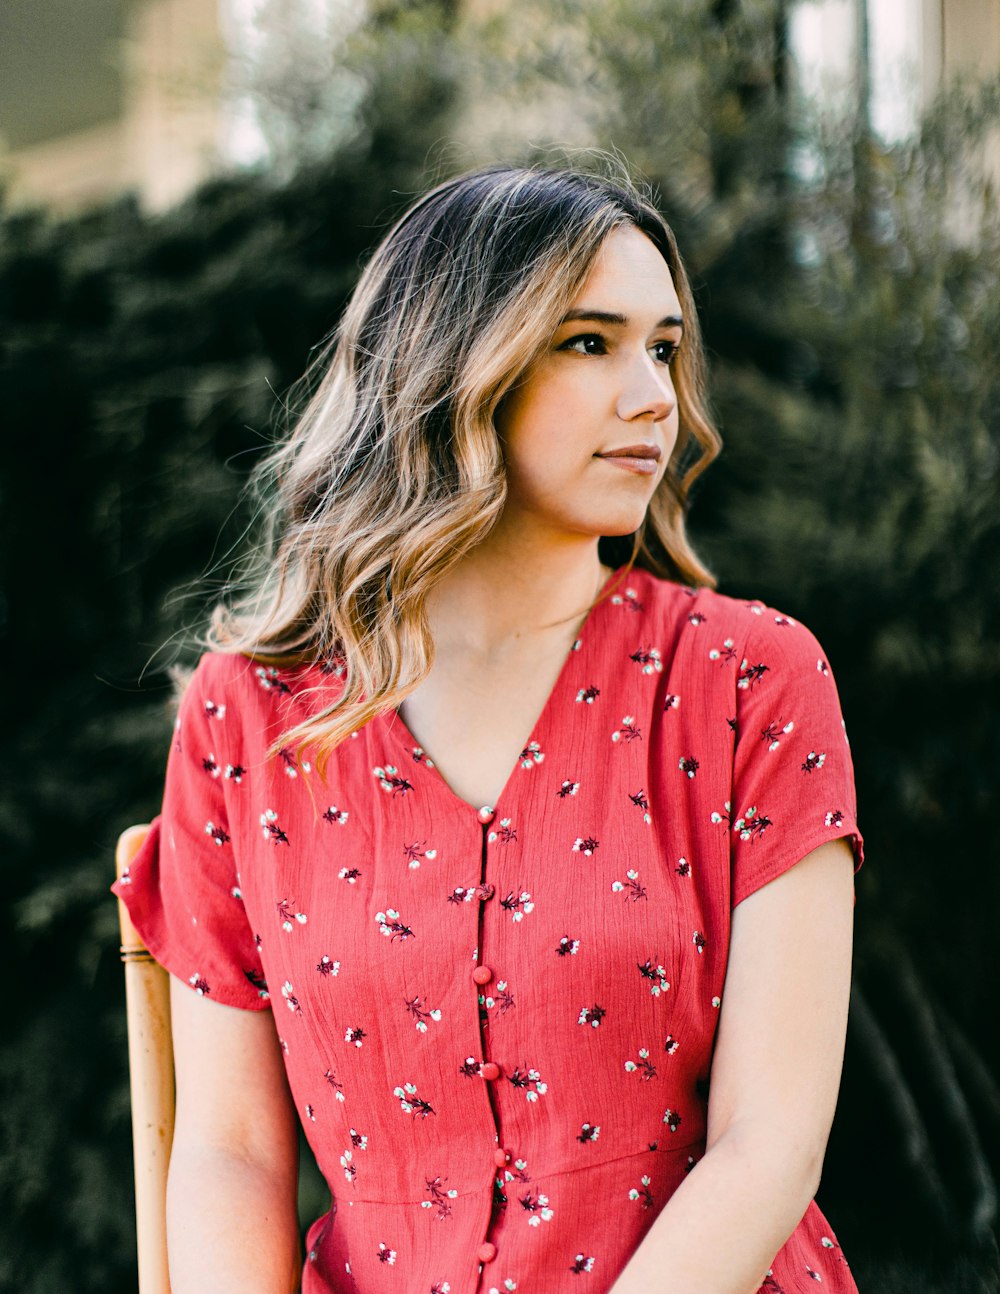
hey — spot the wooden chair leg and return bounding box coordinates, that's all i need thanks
[116,824,174,1294]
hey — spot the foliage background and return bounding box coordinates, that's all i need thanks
[2,2,998,1291]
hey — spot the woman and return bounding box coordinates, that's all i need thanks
[113,159,864,1294]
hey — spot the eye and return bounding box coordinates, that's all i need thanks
[561,333,607,356]
[652,339,681,366]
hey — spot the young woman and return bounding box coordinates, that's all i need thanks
[113,160,864,1294]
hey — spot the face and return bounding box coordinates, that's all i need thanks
[493,223,683,547]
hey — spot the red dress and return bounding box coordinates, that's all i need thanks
[112,566,864,1294]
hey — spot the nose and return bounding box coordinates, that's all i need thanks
[616,350,677,424]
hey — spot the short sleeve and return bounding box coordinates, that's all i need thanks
[110,653,270,1010]
[729,612,864,908]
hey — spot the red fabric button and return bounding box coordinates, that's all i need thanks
[479,1061,501,1081]
[478,1241,497,1263]
[493,1148,509,1168]
[472,965,493,985]
[477,805,495,825]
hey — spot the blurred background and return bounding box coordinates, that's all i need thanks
[1,2,998,1291]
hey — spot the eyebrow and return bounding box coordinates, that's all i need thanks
[559,308,684,330]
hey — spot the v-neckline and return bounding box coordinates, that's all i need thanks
[381,563,628,820]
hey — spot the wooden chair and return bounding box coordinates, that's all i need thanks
[115,823,174,1294]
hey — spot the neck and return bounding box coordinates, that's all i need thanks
[425,527,615,656]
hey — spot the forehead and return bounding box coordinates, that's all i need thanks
[571,225,681,316]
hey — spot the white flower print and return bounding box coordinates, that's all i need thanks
[304,1104,316,1122]
[118,866,132,885]
[629,645,662,675]
[344,1026,366,1047]
[817,658,830,675]
[637,959,670,996]
[571,1256,596,1274]
[323,805,349,825]
[316,955,340,976]
[576,685,600,704]
[611,586,643,610]
[278,746,311,778]
[203,699,226,720]
[393,1082,435,1117]
[373,765,414,796]
[421,1175,458,1220]
[276,899,307,932]
[708,637,738,664]
[507,1066,547,1101]
[624,1048,656,1080]
[664,1034,680,1055]
[403,840,438,868]
[733,806,772,842]
[255,665,290,694]
[710,800,732,827]
[802,751,826,773]
[340,1147,356,1183]
[339,866,361,883]
[281,982,301,1014]
[663,692,680,711]
[825,809,845,827]
[762,719,795,751]
[481,981,514,1014]
[556,779,580,797]
[519,1189,554,1225]
[376,1242,396,1265]
[629,789,651,823]
[577,1004,606,1028]
[612,870,647,901]
[572,835,599,856]
[629,1175,654,1207]
[204,821,230,847]
[188,973,209,996]
[411,745,435,767]
[678,755,699,778]
[663,1107,683,1133]
[499,890,534,922]
[324,1070,346,1101]
[488,818,517,844]
[555,935,580,956]
[375,907,415,940]
[223,762,245,782]
[738,658,769,690]
[260,809,289,845]
[404,995,442,1031]
[611,715,641,743]
[202,753,221,778]
[503,1157,530,1185]
[519,741,544,769]
[692,931,706,954]
[675,857,691,878]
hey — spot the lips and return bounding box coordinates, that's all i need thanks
[596,444,662,461]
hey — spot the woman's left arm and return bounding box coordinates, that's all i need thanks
[609,836,856,1294]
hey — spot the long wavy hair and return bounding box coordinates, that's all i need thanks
[205,158,722,771]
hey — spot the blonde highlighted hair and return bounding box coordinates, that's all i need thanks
[205,158,722,770]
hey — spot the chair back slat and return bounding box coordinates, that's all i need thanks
[116,824,173,1294]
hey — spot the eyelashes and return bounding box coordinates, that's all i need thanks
[560,332,682,366]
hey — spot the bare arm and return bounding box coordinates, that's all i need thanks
[166,974,303,1294]
[609,837,856,1294]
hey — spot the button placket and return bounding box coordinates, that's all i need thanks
[473,810,514,1266]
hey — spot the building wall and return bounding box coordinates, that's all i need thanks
[2,0,998,215]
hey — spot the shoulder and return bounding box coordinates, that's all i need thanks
[625,570,816,645]
[172,651,346,748]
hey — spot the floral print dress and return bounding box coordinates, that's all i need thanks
[112,565,864,1294]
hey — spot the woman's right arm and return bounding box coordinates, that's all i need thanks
[166,973,303,1294]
